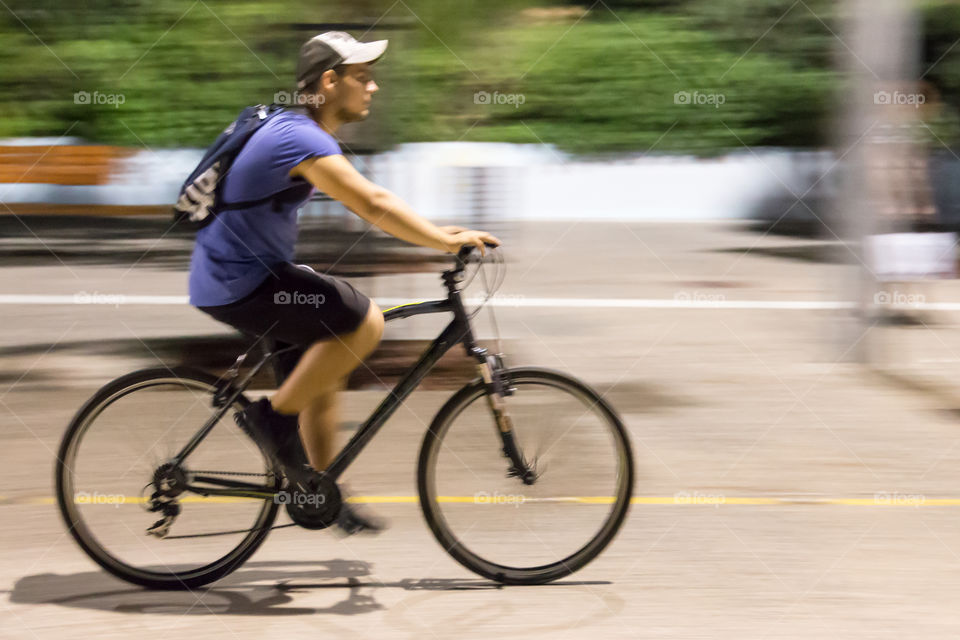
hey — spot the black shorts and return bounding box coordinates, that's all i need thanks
[197,262,372,348]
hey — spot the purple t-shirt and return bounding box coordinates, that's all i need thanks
[188,110,341,307]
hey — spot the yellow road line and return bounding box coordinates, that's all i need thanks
[5,495,960,507]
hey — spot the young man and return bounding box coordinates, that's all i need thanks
[188,31,500,533]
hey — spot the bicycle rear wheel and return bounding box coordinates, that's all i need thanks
[55,366,280,590]
[418,367,633,585]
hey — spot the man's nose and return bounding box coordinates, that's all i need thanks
[368,80,379,93]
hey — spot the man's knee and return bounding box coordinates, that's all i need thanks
[329,300,383,355]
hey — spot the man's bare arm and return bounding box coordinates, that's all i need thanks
[292,155,499,254]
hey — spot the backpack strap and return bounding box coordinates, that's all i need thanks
[215,180,315,214]
[174,104,288,229]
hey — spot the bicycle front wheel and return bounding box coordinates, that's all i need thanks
[418,367,633,585]
[55,366,280,590]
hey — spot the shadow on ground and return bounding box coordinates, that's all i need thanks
[9,560,608,617]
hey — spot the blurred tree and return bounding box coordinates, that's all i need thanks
[920,1,960,148]
[0,0,310,146]
[685,0,839,69]
[388,7,835,154]
[0,0,956,154]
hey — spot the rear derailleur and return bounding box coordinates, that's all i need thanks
[143,462,187,538]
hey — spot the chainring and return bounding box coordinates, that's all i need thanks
[282,472,342,530]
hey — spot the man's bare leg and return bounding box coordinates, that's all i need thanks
[257,302,385,532]
[298,382,344,470]
[271,301,384,414]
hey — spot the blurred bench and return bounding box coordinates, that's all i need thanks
[0,145,159,216]
[0,145,133,186]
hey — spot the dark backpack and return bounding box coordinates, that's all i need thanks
[173,103,298,230]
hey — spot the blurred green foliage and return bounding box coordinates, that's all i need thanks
[0,0,309,145]
[0,0,958,154]
[410,10,837,154]
[922,2,960,109]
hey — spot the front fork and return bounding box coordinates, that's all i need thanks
[474,351,538,485]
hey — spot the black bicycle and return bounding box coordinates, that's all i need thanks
[56,246,634,589]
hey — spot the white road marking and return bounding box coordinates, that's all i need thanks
[1,294,958,311]
[0,294,847,310]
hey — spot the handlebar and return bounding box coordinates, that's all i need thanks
[444,242,506,305]
[454,242,499,273]
[456,242,498,260]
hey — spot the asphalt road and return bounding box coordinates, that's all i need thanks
[5,221,960,638]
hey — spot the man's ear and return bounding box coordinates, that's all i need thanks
[320,68,339,91]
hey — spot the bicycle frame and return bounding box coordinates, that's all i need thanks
[173,257,517,501]
[327,271,481,479]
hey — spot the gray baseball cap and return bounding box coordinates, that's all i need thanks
[296,31,388,90]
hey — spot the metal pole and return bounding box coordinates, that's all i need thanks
[835,0,918,362]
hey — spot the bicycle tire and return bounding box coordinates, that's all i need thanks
[417,367,634,585]
[55,366,280,590]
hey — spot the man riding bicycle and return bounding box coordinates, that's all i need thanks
[188,31,500,534]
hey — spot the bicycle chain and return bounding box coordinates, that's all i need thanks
[190,469,272,478]
[157,468,292,539]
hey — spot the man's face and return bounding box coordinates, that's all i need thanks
[326,62,379,122]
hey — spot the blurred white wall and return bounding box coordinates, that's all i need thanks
[0,141,832,222]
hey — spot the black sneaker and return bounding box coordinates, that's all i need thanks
[236,400,386,536]
[234,397,308,473]
[334,500,387,536]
